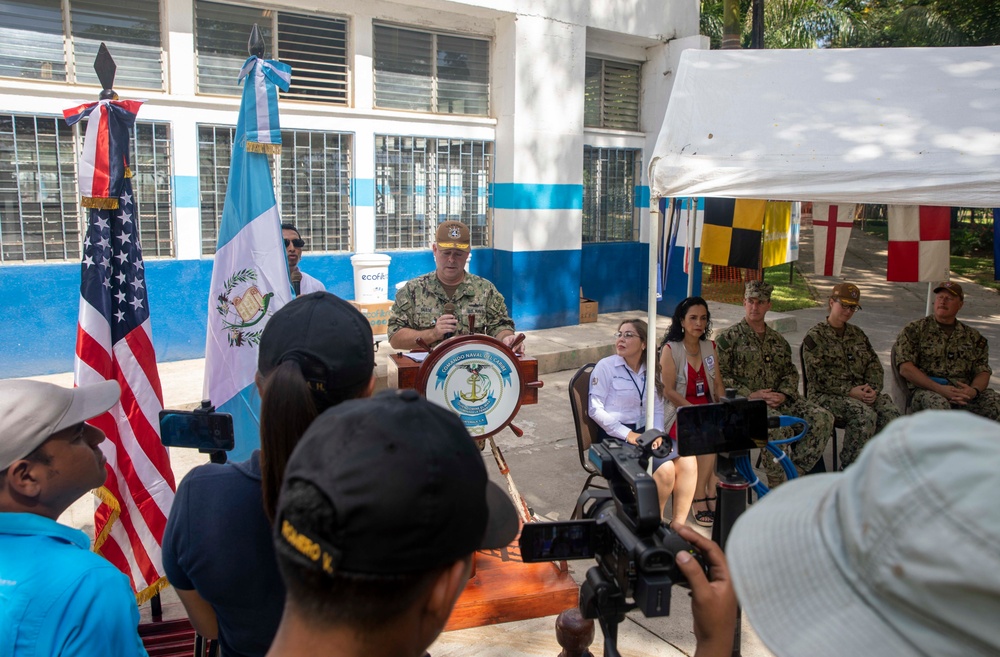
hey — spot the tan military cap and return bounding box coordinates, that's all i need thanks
[831,283,862,310]
[933,281,963,300]
[435,221,470,250]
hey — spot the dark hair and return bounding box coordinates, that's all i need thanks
[661,296,712,346]
[259,360,370,521]
[276,479,458,632]
[280,223,300,237]
[618,318,648,365]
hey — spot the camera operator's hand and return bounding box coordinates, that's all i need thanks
[674,525,737,657]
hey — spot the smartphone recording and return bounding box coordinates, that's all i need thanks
[159,409,235,452]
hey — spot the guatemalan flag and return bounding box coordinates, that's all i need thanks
[204,54,293,461]
[64,97,176,601]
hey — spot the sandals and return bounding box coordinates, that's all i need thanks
[691,496,716,527]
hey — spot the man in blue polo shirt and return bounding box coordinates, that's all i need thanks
[0,379,147,657]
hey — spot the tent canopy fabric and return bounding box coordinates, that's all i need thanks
[649,47,1000,208]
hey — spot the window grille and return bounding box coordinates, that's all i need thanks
[375,135,492,250]
[373,24,489,116]
[0,113,174,262]
[582,146,640,243]
[0,0,163,90]
[584,57,640,131]
[194,0,349,104]
[198,124,352,254]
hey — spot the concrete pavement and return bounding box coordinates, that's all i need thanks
[19,224,1000,656]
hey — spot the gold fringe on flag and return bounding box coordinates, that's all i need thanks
[246,141,282,155]
[92,485,122,553]
[124,166,133,179]
[136,576,169,606]
[82,197,120,210]
[92,485,169,605]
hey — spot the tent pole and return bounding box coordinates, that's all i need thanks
[687,200,695,297]
[926,281,933,316]
[647,199,659,432]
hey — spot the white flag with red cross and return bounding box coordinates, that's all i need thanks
[812,203,855,277]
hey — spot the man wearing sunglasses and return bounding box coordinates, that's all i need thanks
[802,283,900,468]
[282,223,326,295]
[388,220,515,351]
[892,281,1000,420]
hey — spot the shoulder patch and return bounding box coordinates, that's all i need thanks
[591,376,599,386]
[803,335,816,351]
[716,334,730,350]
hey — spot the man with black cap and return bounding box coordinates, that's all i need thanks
[802,283,900,468]
[388,220,516,350]
[266,389,519,657]
[0,379,148,656]
[892,281,1000,420]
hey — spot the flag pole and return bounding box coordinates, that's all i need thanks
[926,281,933,317]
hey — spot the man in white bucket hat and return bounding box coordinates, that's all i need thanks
[726,410,1000,657]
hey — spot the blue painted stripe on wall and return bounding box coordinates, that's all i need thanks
[634,185,650,208]
[0,250,502,377]
[172,175,199,208]
[677,197,705,210]
[492,249,581,330]
[580,242,648,314]
[352,178,375,207]
[491,183,583,210]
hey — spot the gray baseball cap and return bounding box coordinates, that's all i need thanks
[727,411,1000,657]
[0,379,120,470]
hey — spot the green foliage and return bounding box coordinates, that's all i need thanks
[700,0,1000,49]
[763,263,821,312]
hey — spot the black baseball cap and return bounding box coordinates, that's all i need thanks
[274,389,519,576]
[258,292,374,394]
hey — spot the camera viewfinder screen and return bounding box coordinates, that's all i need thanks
[519,520,596,561]
[677,399,768,456]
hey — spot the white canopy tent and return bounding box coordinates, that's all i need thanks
[649,46,1000,207]
[643,46,1000,428]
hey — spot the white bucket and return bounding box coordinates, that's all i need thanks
[351,253,392,303]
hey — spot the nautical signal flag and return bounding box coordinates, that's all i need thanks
[761,201,796,269]
[812,204,856,277]
[887,205,951,282]
[699,198,766,269]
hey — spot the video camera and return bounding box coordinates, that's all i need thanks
[518,395,769,655]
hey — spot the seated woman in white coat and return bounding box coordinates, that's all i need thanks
[588,318,697,527]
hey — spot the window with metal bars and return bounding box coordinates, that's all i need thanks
[194,0,349,104]
[584,57,641,131]
[0,113,174,261]
[0,0,163,89]
[373,24,489,116]
[374,135,492,250]
[582,146,640,243]
[198,124,352,255]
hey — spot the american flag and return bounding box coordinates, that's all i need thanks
[65,99,176,602]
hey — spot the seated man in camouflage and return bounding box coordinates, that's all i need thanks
[802,283,900,469]
[892,281,1000,420]
[388,220,516,351]
[717,281,834,487]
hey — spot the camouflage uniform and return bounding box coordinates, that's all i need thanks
[802,321,901,467]
[717,319,834,486]
[387,272,514,347]
[892,316,1000,421]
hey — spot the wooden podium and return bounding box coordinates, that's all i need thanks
[389,337,578,631]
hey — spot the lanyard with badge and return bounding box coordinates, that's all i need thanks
[625,368,645,409]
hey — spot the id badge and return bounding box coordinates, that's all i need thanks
[696,380,706,397]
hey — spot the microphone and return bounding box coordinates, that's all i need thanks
[442,302,456,340]
[290,266,302,296]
